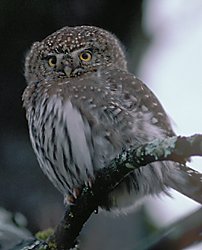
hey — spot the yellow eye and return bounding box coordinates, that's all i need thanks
[48,56,57,67]
[79,51,92,62]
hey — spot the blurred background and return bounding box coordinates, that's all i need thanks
[0,0,201,249]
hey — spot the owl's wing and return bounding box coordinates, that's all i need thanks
[105,69,202,204]
[129,75,202,204]
[112,70,175,136]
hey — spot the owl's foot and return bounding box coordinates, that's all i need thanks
[84,179,93,188]
[65,188,81,204]
[65,180,94,205]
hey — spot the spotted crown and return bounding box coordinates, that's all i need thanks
[25,26,127,83]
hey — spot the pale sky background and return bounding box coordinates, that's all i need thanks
[139,1,202,249]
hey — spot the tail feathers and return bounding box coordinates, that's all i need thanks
[165,164,202,205]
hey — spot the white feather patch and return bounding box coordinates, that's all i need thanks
[63,100,94,179]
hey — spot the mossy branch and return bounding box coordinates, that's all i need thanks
[11,134,202,250]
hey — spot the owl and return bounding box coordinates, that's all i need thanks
[23,26,188,211]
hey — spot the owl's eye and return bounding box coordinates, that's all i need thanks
[79,50,92,62]
[47,55,57,67]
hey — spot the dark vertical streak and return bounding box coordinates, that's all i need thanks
[64,125,73,164]
[75,163,81,176]
[51,126,57,161]
[45,156,68,191]
[62,147,77,185]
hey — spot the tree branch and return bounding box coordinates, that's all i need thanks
[48,134,202,249]
[11,134,202,250]
[136,207,202,250]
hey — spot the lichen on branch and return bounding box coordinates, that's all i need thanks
[11,134,202,250]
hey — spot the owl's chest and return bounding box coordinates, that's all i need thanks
[26,74,166,171]
[59,73,134,129]
[27,85,133,174]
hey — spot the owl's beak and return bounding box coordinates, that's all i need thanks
[64,65,72,77]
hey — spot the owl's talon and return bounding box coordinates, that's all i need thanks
[66,195,76,205]
[73,188,80,199]
[65,188,82,205]
[88,180,93,188]
[84,178,93,188]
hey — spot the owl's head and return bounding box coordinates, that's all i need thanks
[25,26,128,83]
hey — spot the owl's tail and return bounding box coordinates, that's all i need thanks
[165,164,202,204]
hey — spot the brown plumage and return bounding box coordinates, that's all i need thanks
[23,26,197,212]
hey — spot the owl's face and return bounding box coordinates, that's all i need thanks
[25,26,127,83]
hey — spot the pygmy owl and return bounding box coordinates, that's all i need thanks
[23,26,194,211]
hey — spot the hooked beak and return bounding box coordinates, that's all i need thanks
[64,65,72,77]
